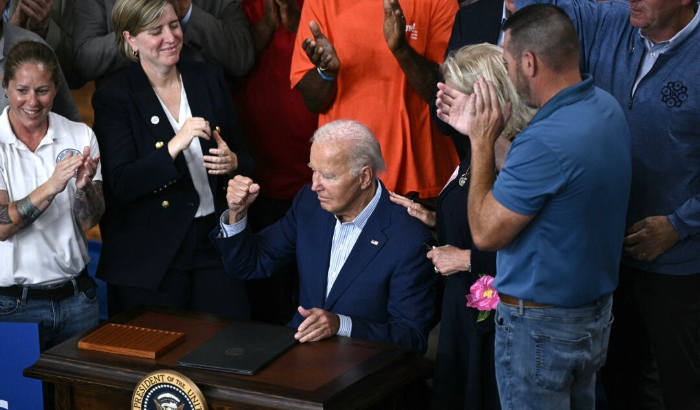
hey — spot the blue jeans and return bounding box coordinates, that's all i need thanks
[0,283,99,350]
[494,294,613,410]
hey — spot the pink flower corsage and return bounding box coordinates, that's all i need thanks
[466,275,499,322]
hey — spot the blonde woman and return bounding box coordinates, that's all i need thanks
[92,0,253,319]
[391,44,535,409]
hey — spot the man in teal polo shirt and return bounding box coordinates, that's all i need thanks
[437,4,631,408]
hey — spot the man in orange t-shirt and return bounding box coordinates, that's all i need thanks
[290,0,458,198]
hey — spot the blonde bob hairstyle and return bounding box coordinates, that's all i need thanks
[441,43,536,139]
[112,0,178,62]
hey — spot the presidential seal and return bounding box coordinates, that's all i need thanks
[132,370,207,410]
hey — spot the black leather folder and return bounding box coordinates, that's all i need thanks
[177,322,297,375]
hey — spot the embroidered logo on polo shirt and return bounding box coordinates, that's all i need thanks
[56,148,82,163]
[405,23,418,41]
[56,148,82,179]
[661,81,688,108]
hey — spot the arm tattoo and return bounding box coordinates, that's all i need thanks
[74,182,105,227]
[15,196,44,228]
[0,204,12,225]
[73,188,86,220]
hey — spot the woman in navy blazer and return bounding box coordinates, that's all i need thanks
[92,0,253,319]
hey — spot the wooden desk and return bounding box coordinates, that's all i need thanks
[25,306,433,409]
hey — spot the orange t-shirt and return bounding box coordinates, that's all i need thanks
[290,0,459,197]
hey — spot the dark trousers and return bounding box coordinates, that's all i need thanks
[108,215,250,321]
[601,265,700,410]
[245,196,298,325]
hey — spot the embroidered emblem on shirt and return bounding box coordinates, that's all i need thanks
[56,148,82,163]
[661,81,688,108]
[405,23,418,41]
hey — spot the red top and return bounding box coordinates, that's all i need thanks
[231,0,317,199]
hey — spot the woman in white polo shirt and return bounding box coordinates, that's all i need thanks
[0,40,104,349]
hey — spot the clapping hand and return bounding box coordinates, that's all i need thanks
[75,146,100,191]
[50,151,84,194]
[168,117,210,158]
[10,0,52,38]
[260,0,281,32]
[383,0,407,53]
[203,128,238,175]
[276,0,300,32]
[301,21,340,75]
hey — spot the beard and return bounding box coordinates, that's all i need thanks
[514,60,540,108]
[515,61,537,109]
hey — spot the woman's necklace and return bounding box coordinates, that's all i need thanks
[458,166,471,187]
[457,166,498,187]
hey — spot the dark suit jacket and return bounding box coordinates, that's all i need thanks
[93,60,253,290]
[431,0,504,159]
[211,181,438,353]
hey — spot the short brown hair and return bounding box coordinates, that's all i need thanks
[503,4,580,73]
[2,40,60,89]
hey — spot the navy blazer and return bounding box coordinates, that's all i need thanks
[431,0,504,159]
[211,181,438,353]
[93,60,253,290]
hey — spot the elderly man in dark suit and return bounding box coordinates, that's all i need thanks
[211,119,438,354]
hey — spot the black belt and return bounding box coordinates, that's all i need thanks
[0,268,95,301]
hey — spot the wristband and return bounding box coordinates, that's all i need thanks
[317,66,336,81]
